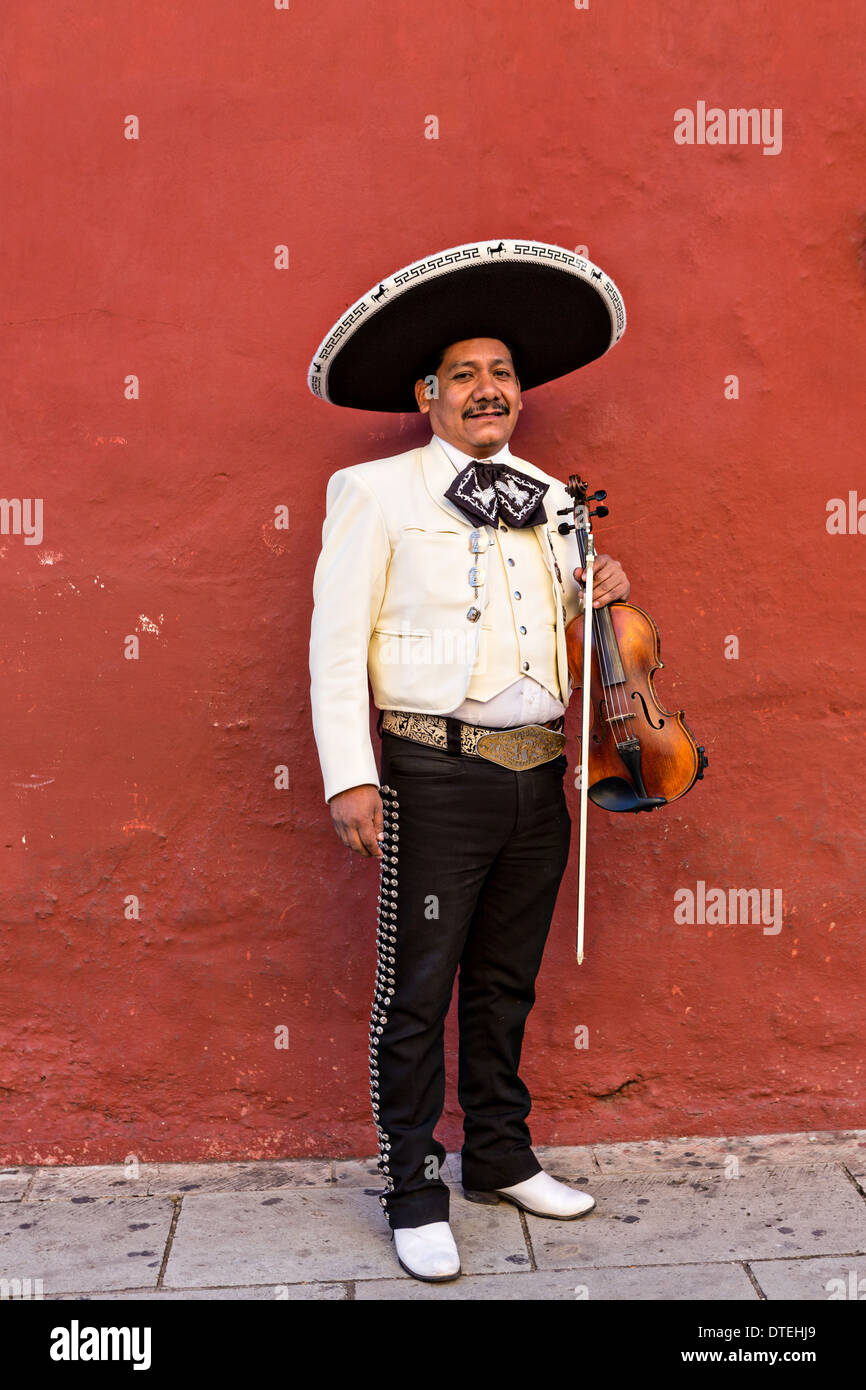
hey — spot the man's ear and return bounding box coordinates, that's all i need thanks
[413,378,431,414]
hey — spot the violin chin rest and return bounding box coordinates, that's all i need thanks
[589,778,667,814]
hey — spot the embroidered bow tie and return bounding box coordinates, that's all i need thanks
[444,460,549,528]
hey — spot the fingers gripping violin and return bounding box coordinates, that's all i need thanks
[557,476,709,961]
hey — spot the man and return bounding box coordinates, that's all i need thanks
[308,240,629,1282]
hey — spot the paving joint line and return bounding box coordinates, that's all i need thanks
[840,1165,866,1200]
[746,1249,866,1263]
[515,1207,537,1271]
[742,1261,768,1299]
[156,1195,183,1290]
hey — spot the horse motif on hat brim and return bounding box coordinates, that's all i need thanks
[307,238,627,413]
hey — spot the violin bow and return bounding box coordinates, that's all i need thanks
[577,520,595,965]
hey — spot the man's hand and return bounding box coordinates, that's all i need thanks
[575,553,630,608]
[328,783,385,857]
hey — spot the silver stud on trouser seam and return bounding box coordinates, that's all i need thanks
[369,784,399,1213]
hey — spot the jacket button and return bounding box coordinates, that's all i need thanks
[522,661,530,671]
[466,607,481,622]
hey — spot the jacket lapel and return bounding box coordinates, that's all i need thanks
[418,438,476,527]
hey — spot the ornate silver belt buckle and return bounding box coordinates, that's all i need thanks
[474,724,566,771]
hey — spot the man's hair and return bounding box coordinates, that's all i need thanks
[417,338,521,385]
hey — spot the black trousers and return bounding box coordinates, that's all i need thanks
[370,728,572,1230]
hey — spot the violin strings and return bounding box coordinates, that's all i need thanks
[574,484,630,753]
[595,604,631,746]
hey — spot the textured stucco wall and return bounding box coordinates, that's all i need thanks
[1,1,864,1164]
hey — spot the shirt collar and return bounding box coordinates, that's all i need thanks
[433,433,513,472]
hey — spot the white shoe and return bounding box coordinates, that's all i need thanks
[393,1221,461,1281]
[465,1170,596,1220]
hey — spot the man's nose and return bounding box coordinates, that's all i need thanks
[472,372,502,398]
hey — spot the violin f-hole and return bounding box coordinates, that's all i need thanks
[631,689,664,730]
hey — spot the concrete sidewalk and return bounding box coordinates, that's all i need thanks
[2,1129,866,1301]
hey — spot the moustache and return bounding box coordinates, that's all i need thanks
[464,405,508,418]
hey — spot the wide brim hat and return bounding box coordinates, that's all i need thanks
[307,238,626,413]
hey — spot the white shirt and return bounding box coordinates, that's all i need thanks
[433,434,567,729]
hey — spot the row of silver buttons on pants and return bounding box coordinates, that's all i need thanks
[369,784,399,1211]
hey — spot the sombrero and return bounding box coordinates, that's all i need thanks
[307,238,626,413]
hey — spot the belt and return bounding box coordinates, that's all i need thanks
[380,709,566,771]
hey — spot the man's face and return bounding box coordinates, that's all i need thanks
[413,337,522,457]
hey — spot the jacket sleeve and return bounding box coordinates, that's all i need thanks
[309,468,391,803]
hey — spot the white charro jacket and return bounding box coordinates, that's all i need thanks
[309,437,586,802]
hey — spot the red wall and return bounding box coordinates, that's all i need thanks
[2,1,864,1164]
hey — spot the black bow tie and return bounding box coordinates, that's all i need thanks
[444,460,549,528]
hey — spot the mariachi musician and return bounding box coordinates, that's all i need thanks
[308,240,630,1282]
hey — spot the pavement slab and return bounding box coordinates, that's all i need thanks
[164,1189,397,1287]
[0,1196,174,1295]
[355,1261,757,1300]
[525,1164,866,1270]
[591,1131,866,1175]
[0,1168,35,1202]
[27,1159,332,1201]
[510,1145,598,1183]
[164,1186,530,1288]
[49,1282,348,1301]
[333,1152,464,1185]
[330,1158,385,1188]
[748,1256,866,1302]
[149,1159,332,1195]
[28,1165,160,1201]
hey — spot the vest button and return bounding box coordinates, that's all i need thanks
[466,607,481,622]
[522,661,530,671]
[507,557,515,566]
[513,591,522,599]
[519,625,527,635]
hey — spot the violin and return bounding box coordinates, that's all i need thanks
[560,475,708,812]
[556,475,708,960]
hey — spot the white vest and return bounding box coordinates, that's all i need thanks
[467,516,564,703]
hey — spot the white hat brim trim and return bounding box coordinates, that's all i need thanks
[307,238,626,405]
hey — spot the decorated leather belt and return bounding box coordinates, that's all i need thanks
[381,709,566,771]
